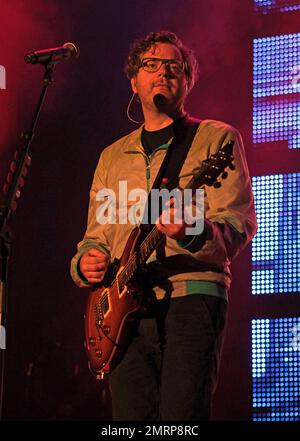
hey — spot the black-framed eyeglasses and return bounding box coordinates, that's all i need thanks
[139,57,186,75]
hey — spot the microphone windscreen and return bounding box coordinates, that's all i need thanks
[63,42,80,59]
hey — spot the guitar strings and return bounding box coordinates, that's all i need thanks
[117,225,161,288]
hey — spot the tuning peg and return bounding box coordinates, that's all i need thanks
[228,163,235,170]
[222,171,228,179]
[213,181,221,188]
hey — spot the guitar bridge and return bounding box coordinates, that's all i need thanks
[94,289,110,327]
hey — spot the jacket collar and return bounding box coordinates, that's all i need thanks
[124,125,144,153]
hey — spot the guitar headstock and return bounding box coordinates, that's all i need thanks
[189,140,235,190]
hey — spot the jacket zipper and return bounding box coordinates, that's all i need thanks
[126,143,170,193]
[143,144,169,193]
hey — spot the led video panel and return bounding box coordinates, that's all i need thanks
[254,0,300,14]
[252,317,300,421]
[252,173,300,295]
[253,33,300,149]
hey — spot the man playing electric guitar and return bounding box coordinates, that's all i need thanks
[71,31,257,421]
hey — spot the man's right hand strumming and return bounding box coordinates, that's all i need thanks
[79,248,109,283]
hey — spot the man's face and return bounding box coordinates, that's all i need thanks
[131,43,188,114]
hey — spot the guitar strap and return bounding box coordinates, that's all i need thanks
[141,114,201,230]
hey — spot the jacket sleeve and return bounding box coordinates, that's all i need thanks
[70,151,112,287]
[177,125,257,263]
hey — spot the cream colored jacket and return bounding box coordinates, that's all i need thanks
[70,119,257,299]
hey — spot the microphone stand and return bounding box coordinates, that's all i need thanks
[0,60,56,420]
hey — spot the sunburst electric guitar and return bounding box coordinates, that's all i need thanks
[84,140,235,378]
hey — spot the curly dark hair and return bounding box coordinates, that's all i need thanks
[125,31,199,92]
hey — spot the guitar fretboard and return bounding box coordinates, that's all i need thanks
[117,225,163,292]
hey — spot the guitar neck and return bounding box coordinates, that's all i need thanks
[117,225,164,290]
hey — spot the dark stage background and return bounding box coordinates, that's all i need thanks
[1,0,294,421]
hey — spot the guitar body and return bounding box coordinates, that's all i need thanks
[85,226,147,378]
[84,141,234,379]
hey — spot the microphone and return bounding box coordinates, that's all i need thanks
[25,42,79,64]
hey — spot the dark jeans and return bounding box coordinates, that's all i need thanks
[109,293,227,421]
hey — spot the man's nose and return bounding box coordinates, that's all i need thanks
[158,62,171,77]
